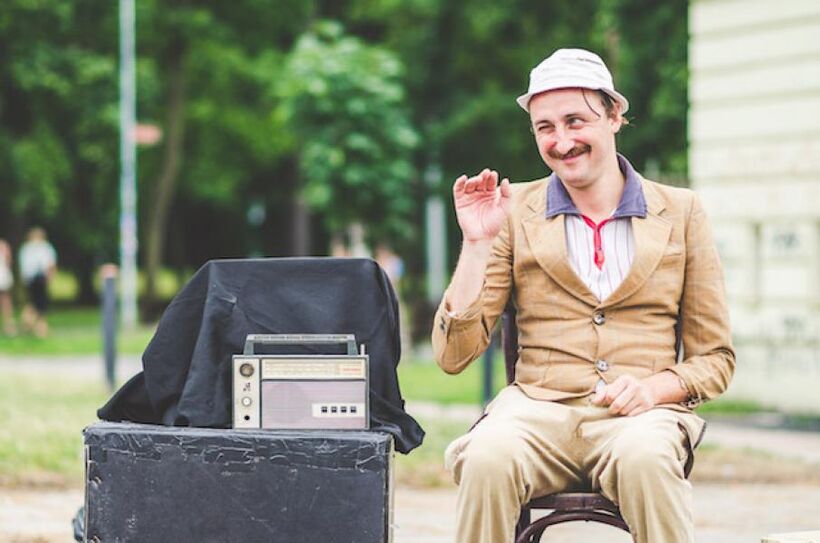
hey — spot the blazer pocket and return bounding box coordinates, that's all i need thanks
[658,241,684,261]
[656,249,685,270]
[512,348,552,386]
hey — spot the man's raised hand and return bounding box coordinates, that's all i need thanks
[453,169,511,242]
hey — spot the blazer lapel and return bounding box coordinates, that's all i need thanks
[602,179,672,308]
[520,185,599,306]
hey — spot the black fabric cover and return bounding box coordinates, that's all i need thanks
[98,257,424,454]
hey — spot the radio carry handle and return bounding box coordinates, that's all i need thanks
[243,334,359,356]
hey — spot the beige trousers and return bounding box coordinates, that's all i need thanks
[444,385,705,543]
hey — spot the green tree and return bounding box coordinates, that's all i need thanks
[0,1,121,302]
[135,0,312,310]
[277,21,418,247]
[333,0,688,340]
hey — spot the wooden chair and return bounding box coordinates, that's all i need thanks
[500,304,632,543]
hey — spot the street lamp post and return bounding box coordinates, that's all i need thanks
[119,0,138,328]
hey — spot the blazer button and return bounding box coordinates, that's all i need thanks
[592,312,606,325]
[596,359,609,372]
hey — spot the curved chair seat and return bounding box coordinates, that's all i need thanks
[516,492,630,543]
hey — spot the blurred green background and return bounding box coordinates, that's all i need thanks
[0,0,688,336]
[0,0,709,492]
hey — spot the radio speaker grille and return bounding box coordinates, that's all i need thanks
[260,380,367,429]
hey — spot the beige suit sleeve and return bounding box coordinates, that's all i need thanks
[666,193,736,404]
[431,214,514,374]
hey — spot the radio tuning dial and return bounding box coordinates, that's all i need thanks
[239,363,255,377]
[241,397,253,407]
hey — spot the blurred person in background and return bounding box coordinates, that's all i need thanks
[375,243,404,288]
[432,48,734,543]
[0,238,17,335]
[19,227,57,338]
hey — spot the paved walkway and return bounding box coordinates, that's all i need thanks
[3,483,820,543]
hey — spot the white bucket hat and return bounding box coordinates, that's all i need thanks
[516,48,629,113]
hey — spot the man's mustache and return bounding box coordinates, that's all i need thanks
[548,144,591,160]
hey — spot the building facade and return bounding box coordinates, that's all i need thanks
[689,0,820,411]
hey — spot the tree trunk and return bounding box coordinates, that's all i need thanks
[291,194,311,256]
[144,41,187,315]
[76,262,98,306]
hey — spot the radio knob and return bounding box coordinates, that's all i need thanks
[241,397,253,407]
[239,363,255,377]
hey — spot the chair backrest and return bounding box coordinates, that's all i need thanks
[501,302,519,385]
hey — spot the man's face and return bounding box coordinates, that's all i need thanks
[528,88,622,190]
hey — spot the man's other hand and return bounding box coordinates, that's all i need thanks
[454,169,511,242]
[591,375,657,417]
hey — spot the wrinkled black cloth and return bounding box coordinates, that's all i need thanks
[98,258,425,454]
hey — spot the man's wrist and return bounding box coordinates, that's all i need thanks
[644,371,690,406]
[461,238,494,253]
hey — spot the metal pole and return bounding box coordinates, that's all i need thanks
[119,0,138,328]
[101,265,119,391]
[424,161,446,303]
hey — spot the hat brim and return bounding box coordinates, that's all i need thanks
[516,87,629,114]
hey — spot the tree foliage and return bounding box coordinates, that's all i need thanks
[0,0,689,316]
[278,21,418,243]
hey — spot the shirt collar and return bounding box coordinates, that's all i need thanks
[545,153,648,219]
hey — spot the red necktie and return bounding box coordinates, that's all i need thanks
[581,215,612,270]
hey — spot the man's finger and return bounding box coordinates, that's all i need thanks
[612,391,643,416]
[464,176,480,194]
[485,170,498,192]
[591,382,611,405]
[499,178,511,198]
[466,170,489,194]
[498,179,512,213]
[453,175,467,196]
[596,376,630,406]
[607,384,636,414]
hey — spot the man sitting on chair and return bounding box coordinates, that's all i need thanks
[431,48,735,543]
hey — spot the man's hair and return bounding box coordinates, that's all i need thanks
[583,89,630,126]
[527,89,631,134]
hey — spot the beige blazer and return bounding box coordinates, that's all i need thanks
[432,176,735,408]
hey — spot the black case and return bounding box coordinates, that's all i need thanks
[84,422,394,542]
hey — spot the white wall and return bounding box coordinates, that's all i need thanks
[689,0,820,412]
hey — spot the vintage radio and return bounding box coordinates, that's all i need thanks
[233,334,369,430]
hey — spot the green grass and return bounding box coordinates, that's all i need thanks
[0,371,110,486]
[0,307,156,356]
[397,356,508,405]
[0,347,779,489]
[695,398,765,415]
[48,267,190,303]
[394,413,466,487]
[0,366,470,489]
[396,358,766,417]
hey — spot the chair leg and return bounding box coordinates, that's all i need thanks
[515,507,531,540]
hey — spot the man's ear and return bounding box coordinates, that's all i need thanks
[610,104,626,134]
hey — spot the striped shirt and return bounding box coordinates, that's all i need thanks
[546,154,647,303]
[565,214,634,302]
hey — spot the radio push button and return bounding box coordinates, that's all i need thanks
[241,396,253,407]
